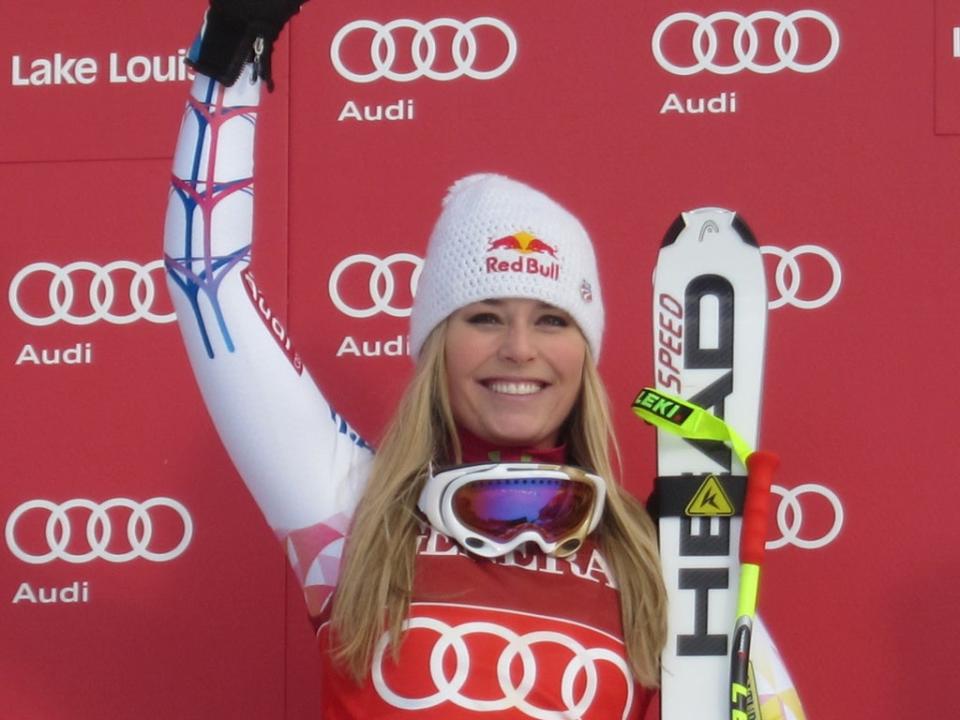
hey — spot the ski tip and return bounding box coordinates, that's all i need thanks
[659,208,758,249]
[661,213,686,248]
[731,214,759,248]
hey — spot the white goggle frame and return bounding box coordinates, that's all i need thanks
[417,462,606,558]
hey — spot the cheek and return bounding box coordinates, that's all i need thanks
[443,338,481,415]
[443,354,483,435]
[444,336,477,387]
[552,339,587,383]
[444,323,498,379]
[561,364,586,408]
[557,350,588,410]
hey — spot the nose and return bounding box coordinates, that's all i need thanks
[498,322,537,363]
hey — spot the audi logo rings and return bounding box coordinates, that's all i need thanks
[5,497,193,564]
[372,616,632,716]
[652,10,840,76]
[9,259,175,326]
[768,484,844,550]
[761,244,842,310]
[329,253,423,318]
[331,17,518,83]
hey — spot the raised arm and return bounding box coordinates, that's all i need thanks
[164,11,372,619]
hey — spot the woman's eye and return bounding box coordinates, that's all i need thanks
[538,314,570,328]
[466,312,501,325]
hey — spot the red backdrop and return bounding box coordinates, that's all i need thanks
[2,1,957,718]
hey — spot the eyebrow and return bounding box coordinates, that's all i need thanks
[477,299,559,310]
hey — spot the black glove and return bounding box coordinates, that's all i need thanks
[187,0,310,91]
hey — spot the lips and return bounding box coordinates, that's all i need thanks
[483,380,547,396]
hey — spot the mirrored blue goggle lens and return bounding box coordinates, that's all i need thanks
[451,477,595,543]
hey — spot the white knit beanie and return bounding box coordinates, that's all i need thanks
[410,173,604,359]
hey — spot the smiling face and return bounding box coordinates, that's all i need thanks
[444,298,588,449]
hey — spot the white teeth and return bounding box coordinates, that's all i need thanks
[487,381,543,395]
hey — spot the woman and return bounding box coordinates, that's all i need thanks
[166,2,666,717]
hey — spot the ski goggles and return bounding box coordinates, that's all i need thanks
[417,462,607,558]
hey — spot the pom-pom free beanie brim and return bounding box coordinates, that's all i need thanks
[410,174,604,359]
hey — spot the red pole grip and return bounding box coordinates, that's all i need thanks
[740,450,779,565]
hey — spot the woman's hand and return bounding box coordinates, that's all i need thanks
[187,0,311,90]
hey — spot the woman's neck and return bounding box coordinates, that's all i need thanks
[457,427,567,464]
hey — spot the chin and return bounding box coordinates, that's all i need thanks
[485,426,554,449]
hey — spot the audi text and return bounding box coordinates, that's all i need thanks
[338,99,415,122]
[336,335,411,358]
[660,91,737,114]
[12,581,90,604]
[15,342,93,367]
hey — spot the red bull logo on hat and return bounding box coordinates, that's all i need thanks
[485,231,561,281]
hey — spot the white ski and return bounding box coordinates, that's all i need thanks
[652,207,767,720]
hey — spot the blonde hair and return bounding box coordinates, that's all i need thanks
[330,322,667,687]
